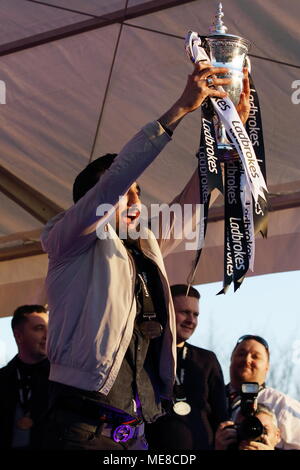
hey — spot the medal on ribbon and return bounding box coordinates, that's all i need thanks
[173,346,191,416]
[173,400,191,416]
[16,414,34,430]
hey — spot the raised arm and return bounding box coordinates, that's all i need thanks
[42,63,231,258]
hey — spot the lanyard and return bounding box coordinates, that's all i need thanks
[126,244,163,339]
[175,346,187,386]
[127,244,157,320]
[16,368,32,411]
[173,346,191,415]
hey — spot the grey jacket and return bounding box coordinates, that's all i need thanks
[41,121,201,399]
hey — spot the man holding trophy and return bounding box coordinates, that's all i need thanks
[41,6,253,451]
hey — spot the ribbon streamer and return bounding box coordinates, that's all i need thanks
[185,32,268,292]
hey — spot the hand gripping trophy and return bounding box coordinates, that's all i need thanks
[185,3,268,292]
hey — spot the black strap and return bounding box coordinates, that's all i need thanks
[246,74,268,239]
[56,395,141,425]
[126,244,157,321]
[187,100,220,286]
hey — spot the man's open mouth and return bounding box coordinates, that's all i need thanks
[126,209,140,222]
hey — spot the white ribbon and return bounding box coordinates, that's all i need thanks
[210,97,267,203]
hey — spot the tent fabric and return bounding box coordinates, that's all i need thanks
[0,0,299,317]
[165,206,300,285]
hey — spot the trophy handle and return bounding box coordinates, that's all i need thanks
[185,31,210,64]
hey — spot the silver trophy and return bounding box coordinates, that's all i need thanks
[205,3,250,157]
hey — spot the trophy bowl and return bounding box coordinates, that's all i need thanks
[205,35,250,106]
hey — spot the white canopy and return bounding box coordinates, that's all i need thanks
[1,0,299,317]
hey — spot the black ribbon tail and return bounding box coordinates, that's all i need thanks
[247,74,269,239]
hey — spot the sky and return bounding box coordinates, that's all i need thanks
[1,269,299,400]
[189,270,300,400]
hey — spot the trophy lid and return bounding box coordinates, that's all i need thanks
[209,2,228,34]
[207,2,250,47]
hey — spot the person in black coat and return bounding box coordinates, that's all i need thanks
[145,285,228,450]
[0,305,50,449]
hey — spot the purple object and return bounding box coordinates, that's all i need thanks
[112,424,134,443]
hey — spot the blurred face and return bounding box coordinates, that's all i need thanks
[173,295,199,345]
[230,339,269,388]
[116,182,141,233]
[14,312,48,364]
[255,412,281,448]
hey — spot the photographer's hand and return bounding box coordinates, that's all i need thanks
[215,421,237,450]
[239,435,275,451]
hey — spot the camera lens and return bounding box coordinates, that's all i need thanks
[239,416,264,441]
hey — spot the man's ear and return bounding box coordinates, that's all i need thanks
[13,328,23,346]
[265,358,270,376]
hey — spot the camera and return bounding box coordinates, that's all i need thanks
[228,382,265,446]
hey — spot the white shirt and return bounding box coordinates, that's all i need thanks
[258,387,300,450]
[230,386,300,450]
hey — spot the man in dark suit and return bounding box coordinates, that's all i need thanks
[0,305,50,449]
[145,284,228,450]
